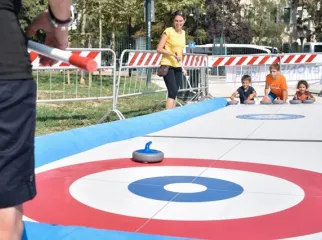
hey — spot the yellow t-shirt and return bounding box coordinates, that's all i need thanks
[160,27,186,68]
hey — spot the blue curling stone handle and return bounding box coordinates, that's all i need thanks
[132,141,164,163]
[136,141,161,154]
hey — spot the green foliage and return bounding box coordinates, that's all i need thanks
[244,0,286,46]
[205,0,253,44]
[19,0,47,42]
[19,0,47,31]
[141,0,207,46]
[125,0,206,48]
[290,0,322,42]
[18,0,322,53]
[306,0,322,42]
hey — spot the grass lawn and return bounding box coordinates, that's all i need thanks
[35,70,170,136]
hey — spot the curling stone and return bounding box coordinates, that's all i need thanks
[303,97,314,104]
[260,96,272,105]
[244,99,255,105]
[132,141,164,163]
[290,99,302,104]
[228,99,239,105]
[273,98,285,104]
[290,96,302,104]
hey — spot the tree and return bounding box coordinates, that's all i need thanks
[300,0,322,42]
[132,0,207,47]
[286,0,322,44]
[68,0,144,49]
[314,2,322,41]
[18,0,47,41]
[243,0,286,47]
[205,0,253,44]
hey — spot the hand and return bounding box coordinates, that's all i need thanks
[175,55,181,62]
[183,69,187,76]
[263,95,270,101]
[26,11,69,66]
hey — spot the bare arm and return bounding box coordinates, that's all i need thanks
[249,90,257,99]
[282,90,287,102]
[264,82,270,96]
[282,78,288,102]
[157,33,175,57]
[309,93,316,102]
[26,0,72,66]
[230,91,239,100]
[48,0,72,20]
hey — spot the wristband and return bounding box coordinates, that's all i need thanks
[48,4,74,31]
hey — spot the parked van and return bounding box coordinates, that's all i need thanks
[303,42,322,53]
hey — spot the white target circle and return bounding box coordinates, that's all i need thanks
[69,166,304,221]
[164,183,207,193]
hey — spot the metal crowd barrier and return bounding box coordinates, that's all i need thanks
[98,50,212,121]
[208,53,322,86]
[30,48,117,103]
[33,47,322,123]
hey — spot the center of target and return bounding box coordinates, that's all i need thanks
[164,183,207,193]
[128,176,244,202]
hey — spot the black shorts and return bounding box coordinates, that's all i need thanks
[0,79,37,208]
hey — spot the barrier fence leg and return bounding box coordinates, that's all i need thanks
[97,70,125,123]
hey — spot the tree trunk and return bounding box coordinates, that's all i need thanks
[66,39,71,85]
[80,0,87,86]
[88,35,92,88]
[111,16,116,52]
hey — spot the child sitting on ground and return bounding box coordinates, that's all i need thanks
[293,80,316,102]
[230,75,257,104]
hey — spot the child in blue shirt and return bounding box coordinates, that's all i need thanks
[230,75,256,103]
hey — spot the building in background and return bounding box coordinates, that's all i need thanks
[282,3,318,52]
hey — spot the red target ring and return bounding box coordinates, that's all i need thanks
[24,159,322,239]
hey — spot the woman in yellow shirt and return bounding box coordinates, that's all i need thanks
[157,10,187,109]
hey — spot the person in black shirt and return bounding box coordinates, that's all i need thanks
[0,1,72,239]
[230,75,257,104]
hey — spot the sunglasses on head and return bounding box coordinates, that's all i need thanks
[174,10,184,16]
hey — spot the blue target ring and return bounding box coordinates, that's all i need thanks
[236,114,305,120]
[128,176,243,202]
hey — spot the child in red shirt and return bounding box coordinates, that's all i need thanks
[293,80,316,102]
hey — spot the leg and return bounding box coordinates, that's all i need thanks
[0,205,24,240]
[0,79,37,240]
[166,98,175,110]
[163,68,178,110]
[173,68,184,108]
